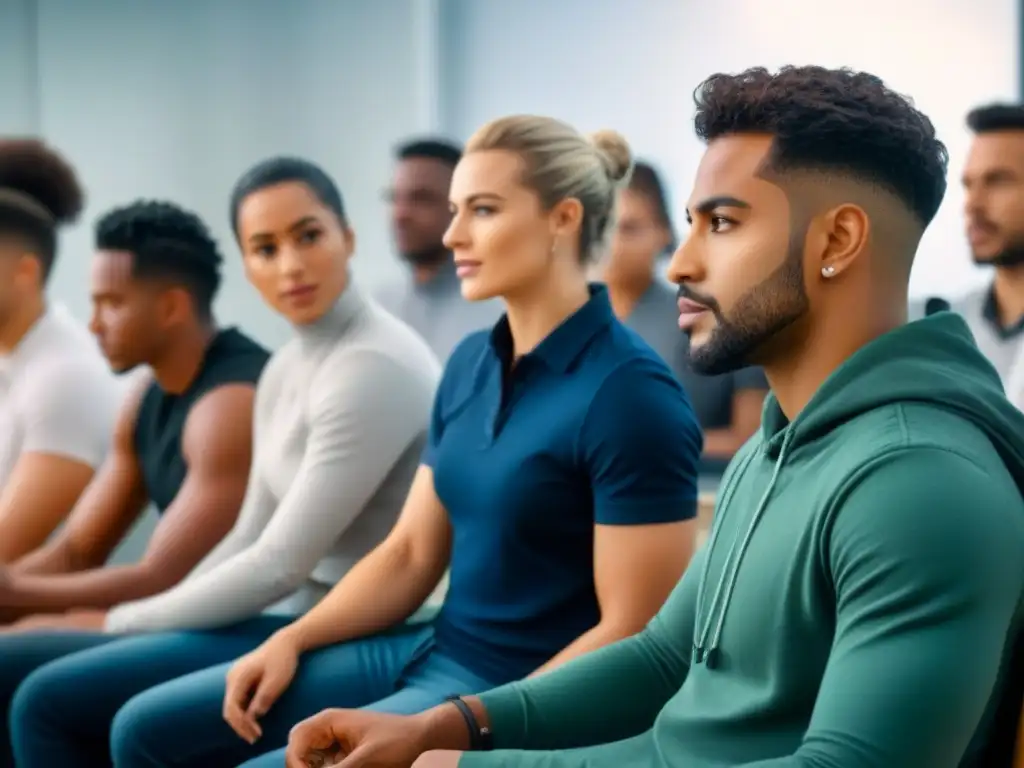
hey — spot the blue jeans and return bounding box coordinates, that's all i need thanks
[11,620,496,768]
[0,630,116,767]
[9,615,295,768]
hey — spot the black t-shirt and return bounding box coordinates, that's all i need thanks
[133,328,269,513]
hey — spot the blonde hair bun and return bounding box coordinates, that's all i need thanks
[589,129,634,185]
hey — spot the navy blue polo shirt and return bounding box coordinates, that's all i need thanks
[425,284,703,684]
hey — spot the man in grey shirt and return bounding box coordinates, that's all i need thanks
[941,104,1024,407]
[375,139,502,361]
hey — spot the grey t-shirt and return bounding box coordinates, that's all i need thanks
[622,280,768,430]
[375,262,503,363]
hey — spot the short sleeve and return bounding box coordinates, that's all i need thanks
[421,386,447,469]
[20,362,120,468]
[580,359,703,525]
[733,365,769,391]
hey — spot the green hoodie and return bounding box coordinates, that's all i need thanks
[459,313,1024,768]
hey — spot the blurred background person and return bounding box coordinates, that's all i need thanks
[376,138,503,361]
[0,140,121,562]
[957,104,1024,408]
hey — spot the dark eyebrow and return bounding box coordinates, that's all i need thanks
[248,216,320,244]
[686,196,752,218]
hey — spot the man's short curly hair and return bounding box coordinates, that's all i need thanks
[95,200,223,319]
[692,66,949,227]
[0,139,84,281]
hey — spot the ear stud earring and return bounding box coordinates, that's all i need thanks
[821,265,836,278]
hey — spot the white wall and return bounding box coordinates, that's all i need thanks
[440,0,1020,300]
[1,0,439,350]
[1,0,1018,332]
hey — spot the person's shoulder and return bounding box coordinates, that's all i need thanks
[585,353,698,438]
[319,308,441,383]
[197,328,271,389]
[827,445,1024,602]
[834,444,1024,545]
[425,329,492,408]
[17,343,121,417]
[20,306,110,378]
[599,322,686,389]
[448,326,491,359]
[360,299,441,370]
[948,287,987,317]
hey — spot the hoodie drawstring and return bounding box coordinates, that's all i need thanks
[693,427,795,669]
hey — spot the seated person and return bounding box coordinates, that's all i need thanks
[602,160,767,464]
[6,157,444,766]
[0,200,269,764]
[0,140,122,561]
[376,138,504,362]
[284,67,1024,768]
[10,121,702,768]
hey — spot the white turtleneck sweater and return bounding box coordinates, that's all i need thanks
[105,284,441,633]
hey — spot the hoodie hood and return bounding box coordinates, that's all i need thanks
[759,312,1024,493]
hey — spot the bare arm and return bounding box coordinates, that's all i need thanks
[4,385,255,613]
[531,519,693,675]
[104,351,436,633]
[0,361,120,563]
[703,386,766,459]
[13,377,150,576]
[0,455,97,564]
[279,465,452,653]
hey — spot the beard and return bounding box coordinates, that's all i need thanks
[972,233,1024,268]
[681,239,809,376]
[400,244,449,268]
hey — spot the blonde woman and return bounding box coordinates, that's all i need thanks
[99,118,700,768]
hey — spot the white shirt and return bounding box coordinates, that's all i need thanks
[0,304,122,487]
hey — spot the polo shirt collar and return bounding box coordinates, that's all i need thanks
[982,285,1024,339]
[488,283,614,373]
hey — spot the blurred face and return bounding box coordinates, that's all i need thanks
[668,135,808,375]
[444,149,582,303]
[388,157,453,266]
[238,181,353,325]
[962,132,1024,267]
[0,233,45,325]
[606,188,671,282]
[89,250,166,373]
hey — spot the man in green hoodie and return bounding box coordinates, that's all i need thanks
[282,66,1024,768]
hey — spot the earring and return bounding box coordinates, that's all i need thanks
[821,265,836,278]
